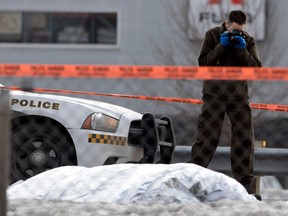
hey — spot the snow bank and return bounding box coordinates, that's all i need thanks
[7,163,256,203]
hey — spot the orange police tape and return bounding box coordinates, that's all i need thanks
[1,64,288,80]
[3,86,288,113]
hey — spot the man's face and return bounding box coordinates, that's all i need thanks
[225,21,246,32]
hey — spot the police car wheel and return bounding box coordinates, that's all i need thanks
[10,119,76,183]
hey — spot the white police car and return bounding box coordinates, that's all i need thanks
[3,87,175,183]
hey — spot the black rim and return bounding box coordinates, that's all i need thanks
[14,137,61,179]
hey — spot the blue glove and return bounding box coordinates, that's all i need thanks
[233,35,246,49]
[220,32,230,47]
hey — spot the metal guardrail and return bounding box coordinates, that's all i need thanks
[172,146,288,177]
[0,89,10,216]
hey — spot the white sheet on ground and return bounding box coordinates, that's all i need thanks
[7,163,256,203]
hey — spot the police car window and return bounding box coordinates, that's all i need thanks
[0,12,117,45]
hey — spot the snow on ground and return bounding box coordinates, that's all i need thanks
[7,163,256,203]
[7,196,288,216]
[6,163,288,216]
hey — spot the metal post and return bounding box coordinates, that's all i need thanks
[253,140,266,195]
[0,89,10,216]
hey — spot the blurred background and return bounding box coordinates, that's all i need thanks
[1,0,287,186]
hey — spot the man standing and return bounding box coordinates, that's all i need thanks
[187,10,262,195]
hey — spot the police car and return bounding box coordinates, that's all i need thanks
[2,86,175,183]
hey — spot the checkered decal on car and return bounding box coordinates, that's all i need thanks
[88,134,126,146]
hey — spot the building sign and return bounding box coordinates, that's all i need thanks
[187,0,266,40]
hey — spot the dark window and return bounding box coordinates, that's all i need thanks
[0,12,117,45]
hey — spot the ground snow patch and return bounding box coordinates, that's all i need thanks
[8,163,256,203]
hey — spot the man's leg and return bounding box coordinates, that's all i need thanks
[188,95,225,167]
[227,100,255,193]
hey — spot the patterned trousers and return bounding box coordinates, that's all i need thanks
[188,94,255,193]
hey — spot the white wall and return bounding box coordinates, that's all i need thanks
[0,0,169,65]
[1,0,288,67]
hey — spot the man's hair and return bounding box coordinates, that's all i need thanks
[227,10,247,25]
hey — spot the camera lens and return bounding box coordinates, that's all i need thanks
[229,29,243,45]
[230,36,239,45]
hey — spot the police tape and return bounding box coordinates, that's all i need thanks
[3,86,288,113]
[0,64,288,80]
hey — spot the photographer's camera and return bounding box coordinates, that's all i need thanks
[229,29,246,45]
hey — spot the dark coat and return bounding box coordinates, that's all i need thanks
[198,22,262,100]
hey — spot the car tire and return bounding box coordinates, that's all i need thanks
[10,118,77,184]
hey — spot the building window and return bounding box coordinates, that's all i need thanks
[0,12,118,45]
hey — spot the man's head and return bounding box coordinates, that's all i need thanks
[225,10,247,32]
